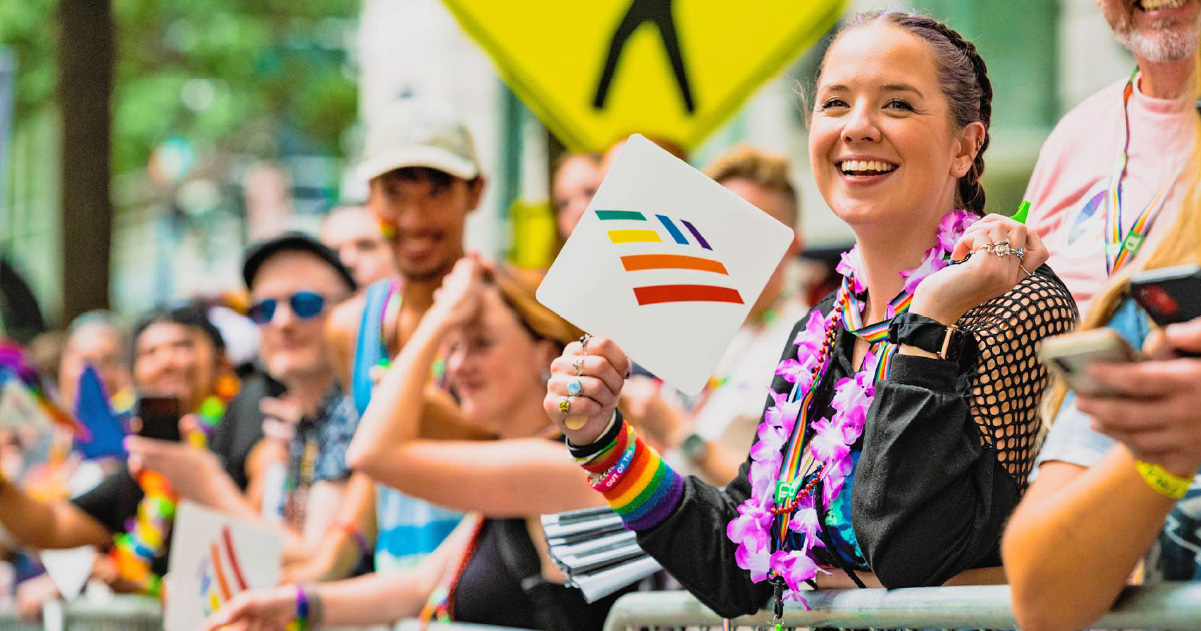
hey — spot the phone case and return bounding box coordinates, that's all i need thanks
[1131,264,1201,326]
[1039,330,1139,397]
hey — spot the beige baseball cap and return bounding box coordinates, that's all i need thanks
[356,99,481,183]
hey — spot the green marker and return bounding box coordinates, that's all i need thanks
[1012,200,1031,224]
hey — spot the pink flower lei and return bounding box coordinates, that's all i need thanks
[726,210,977,602]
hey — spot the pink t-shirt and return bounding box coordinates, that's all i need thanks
[1025,72,1197,316]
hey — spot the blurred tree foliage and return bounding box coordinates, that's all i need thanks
[0,0,359,175]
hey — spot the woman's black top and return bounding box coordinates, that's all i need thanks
[630,266,1077,618]
[455,517,632,631]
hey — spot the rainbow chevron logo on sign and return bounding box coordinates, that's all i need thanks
[536,134,793,395]
[595,209,744,306]
[197,526,250,617]
[167,502,281,630]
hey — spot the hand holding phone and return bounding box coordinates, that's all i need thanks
[1039,329,1141,397]
[130,395,182,442]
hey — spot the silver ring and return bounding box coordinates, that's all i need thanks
[1011,247,1025,260]
[567,379,583,397]
[573,356,585,377]
[579,334,591,354]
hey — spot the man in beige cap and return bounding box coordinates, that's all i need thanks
[295,99,486,580]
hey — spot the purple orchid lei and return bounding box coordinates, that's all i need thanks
[726,210,978,602]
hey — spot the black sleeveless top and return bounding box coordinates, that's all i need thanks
[454,518,631,631]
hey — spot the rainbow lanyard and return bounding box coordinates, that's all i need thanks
[775,279,912,537]
[1105,67,1183,275]
[377,279,449,386]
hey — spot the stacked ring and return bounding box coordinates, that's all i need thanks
[573,356,585,377]
[567,379,583,396]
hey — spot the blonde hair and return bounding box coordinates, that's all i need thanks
[492,266,584,350]
[704,144,800,225]
[1046,55,1201,417]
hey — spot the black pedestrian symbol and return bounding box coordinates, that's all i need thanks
[592,0,696,114]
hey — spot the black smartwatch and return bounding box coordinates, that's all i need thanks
[888,312,965,362]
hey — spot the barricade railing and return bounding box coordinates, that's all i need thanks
[0,598,535,631]
[601,583,1201,631]
[4,584,1200,630]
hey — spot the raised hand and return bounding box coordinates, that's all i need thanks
[913,214,1049,325]
[1076,317,1201,477]
[544,335,631,445]
[426,255,486,331]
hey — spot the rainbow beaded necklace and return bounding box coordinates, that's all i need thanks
[111,394,229,597]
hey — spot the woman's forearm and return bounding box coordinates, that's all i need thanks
[313,526,458,626]
[1003,448,1176,631]
[0,481,110,550]
[346,316,446,473]
[311,570,433,625]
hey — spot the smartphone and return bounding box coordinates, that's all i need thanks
[1130,264,1201,326]
[264,373,288,399]
[131,395,182,442]
[1039,329,1141,397]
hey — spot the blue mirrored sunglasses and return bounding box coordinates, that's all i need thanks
[247,291,326,325]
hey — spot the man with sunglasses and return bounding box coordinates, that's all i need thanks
[126,235,366,566]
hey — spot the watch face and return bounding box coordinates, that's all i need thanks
[942,327,964,361]
[681,433,707,460]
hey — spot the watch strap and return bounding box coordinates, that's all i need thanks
[888,312,964,361]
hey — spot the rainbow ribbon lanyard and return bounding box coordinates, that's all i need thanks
[774,278,912,538]
[1105,66,1184,275]
[377,279,449,386]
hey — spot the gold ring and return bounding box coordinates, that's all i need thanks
[558,397,571,417]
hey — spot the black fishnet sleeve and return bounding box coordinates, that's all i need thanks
[958,266,1078,486]
[851,266,1077,588]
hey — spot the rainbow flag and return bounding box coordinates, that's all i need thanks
[0,339,81,433]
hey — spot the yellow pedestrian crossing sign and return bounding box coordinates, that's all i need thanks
[441,0,848,152]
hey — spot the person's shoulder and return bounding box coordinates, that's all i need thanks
[963,266,1078,334]
[328,291,368,337]
[1034,77,1128,157]
[1060,76,1128,120]
[1035,393,1115,473]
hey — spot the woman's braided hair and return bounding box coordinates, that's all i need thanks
[841,10,994,215]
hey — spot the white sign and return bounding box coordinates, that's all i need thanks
[538,135,793,394]
[0,376,52,430]
[164,502,281,631]
[40,547,98,602]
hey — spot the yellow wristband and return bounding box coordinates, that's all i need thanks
[1134,461,1193,500]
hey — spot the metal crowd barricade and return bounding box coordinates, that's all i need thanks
[43,595,162,631]
[601,583,1201,631]
[0,610,41,631]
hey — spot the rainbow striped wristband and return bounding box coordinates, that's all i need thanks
[581,421,683,531]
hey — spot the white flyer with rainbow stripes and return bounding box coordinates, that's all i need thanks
[164,501,281,630]
[538,134,794,395]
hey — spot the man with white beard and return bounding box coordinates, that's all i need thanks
[1024,0,1200,315]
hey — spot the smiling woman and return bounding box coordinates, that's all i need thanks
[541,9,1077,618]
